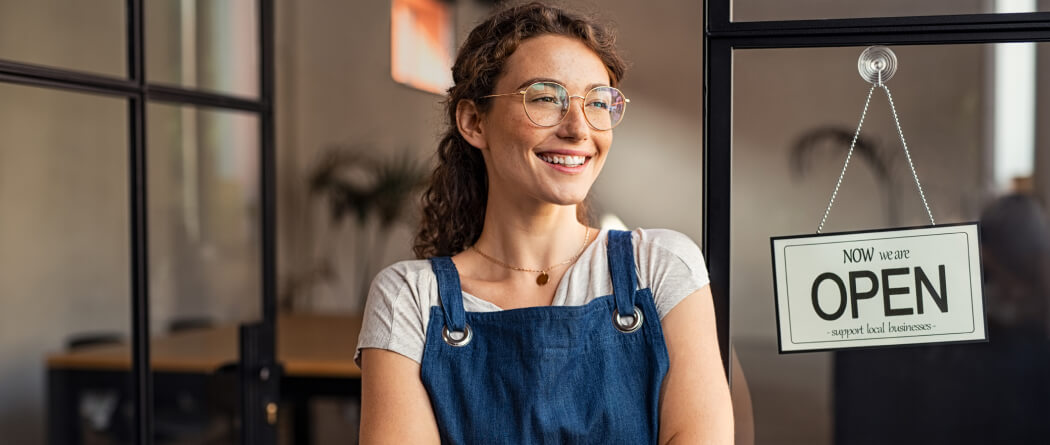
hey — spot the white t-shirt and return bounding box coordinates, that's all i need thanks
[354,228,710,365]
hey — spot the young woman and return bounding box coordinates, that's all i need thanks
[356,2,733,443]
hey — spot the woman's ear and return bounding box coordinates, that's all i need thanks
[456,99,488,150]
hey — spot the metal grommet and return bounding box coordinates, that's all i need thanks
[442,324,473,347]
[612,306,644,333]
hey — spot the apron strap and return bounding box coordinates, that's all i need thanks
[428,256,467,332]
[607,230,639,316]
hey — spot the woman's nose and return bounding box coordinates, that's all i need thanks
[557,96,590,140]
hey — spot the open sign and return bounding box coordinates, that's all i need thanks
[771,223,987,353]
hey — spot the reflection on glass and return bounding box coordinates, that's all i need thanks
[733,0,1050,22]
[0,83,130,443]
[730,43,1050,444]
[995,42,1037,189]
[148,103,261,329]
[147,102,260,442]
[0,0,125,76]
[146,0,260,98]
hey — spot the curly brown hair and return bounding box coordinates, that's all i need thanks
[412,1,627,259]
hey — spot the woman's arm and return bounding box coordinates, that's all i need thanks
[359,348,441,444]
[658,285,735,444]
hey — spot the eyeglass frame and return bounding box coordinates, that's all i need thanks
[478,81,630,131]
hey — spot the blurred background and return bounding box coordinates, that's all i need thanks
[2,0,1050,444]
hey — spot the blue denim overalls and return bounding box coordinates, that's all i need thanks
[421,230,670,444]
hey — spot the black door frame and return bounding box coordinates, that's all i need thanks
[702,2,1050,376]
[0,1,276,443]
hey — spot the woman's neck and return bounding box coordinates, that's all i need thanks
[472,196,590,270]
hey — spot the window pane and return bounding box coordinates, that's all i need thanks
[147,103,261,330]
[147,102,260,442]
[0,83,131,443]
[731,43,1050,443]
[733,0,1050,22]
[0,0,126,77]
[147,0,260,99]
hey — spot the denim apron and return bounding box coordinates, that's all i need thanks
[420,230,670,444]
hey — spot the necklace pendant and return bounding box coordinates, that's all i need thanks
[536,272,549,286]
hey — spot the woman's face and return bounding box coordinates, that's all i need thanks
[476,34,614,208]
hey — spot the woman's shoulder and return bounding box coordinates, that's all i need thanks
[374,258,434,281]
[630,227,700,250]
[594,227,704,269]
[622,228,709,318]
[369,259,438,303]
[358,259,438,366]
[627,228,705,267]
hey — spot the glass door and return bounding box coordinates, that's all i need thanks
[0,1,276,444]
[705,2,1050,443]
[144,1,277,443]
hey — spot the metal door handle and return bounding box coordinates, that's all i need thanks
[266,402,278,425]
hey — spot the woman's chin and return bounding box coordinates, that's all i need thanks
[540,189,592,207]
[491,178,594,207]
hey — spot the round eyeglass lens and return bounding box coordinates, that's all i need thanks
[523,82,569,126]
[584,87,626,130]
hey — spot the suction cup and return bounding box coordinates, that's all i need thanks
[858,46,897,85]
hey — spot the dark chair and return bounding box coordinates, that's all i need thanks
[154,316,234,444]
[67,332,124,350]
[168,317,215,334]
[65,332,131,443]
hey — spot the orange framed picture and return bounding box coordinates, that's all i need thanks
[391,0,454,95]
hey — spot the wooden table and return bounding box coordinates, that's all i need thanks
[48,313,362,376]
[47,313,363,444]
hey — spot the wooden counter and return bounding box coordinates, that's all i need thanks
[46,313,362,377]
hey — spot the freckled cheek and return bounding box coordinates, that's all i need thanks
[515,134,549,159]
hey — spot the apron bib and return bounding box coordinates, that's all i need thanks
[420,230,670,444]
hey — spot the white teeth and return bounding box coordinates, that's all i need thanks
[538,154,586,167]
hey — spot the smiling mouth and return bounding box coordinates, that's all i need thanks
[536,153,590,168]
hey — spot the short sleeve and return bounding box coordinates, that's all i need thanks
[633,228,711,319]
[354,261,432,366]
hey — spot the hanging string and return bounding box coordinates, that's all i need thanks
[883,84,936,228]
[816,76,936,234]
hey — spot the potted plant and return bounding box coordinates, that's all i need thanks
[281,145,427,312]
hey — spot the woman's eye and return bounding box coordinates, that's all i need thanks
[587,100,610,110]
[532,96,561,104]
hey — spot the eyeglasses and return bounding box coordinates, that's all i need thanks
[480,81,629,131]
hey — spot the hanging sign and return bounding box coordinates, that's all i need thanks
[771,223,986,352]
[770,47,987,353]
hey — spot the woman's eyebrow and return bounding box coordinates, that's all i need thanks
[513,77,610,91]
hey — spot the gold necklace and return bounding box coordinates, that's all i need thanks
[471,227,592,286]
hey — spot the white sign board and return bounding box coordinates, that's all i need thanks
[771,223,986,353]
